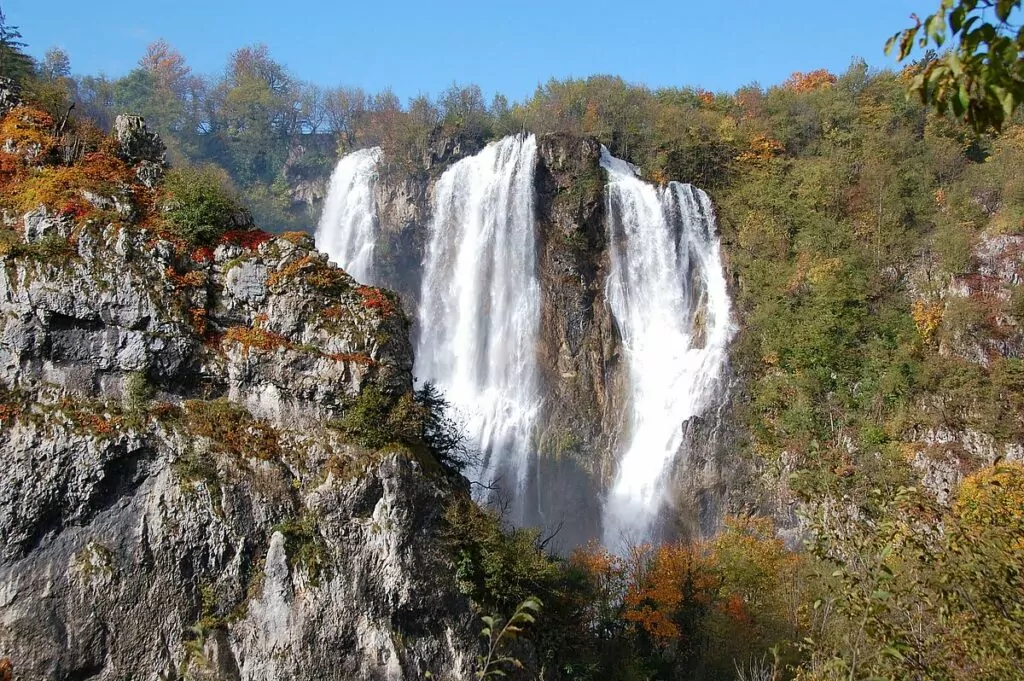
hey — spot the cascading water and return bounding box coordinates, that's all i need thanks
[415,135,541,519]
[600,147,734,551]
[315,147,382,284]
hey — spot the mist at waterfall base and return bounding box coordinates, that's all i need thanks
[599,147,734,552]
[314,138,733,553]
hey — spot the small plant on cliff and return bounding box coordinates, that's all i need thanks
[273,513,328,584]
[183,399,280,460]
[123,371,153,412]
[160,165,249,245]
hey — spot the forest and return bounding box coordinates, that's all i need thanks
[1,4,1023,680]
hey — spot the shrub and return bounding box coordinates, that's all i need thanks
[331,383,473,473]
[160,165,249,245]
[800,481,1024,681]
[123,371,153,412]
[273,514,328,583]
[934,222,975,275]
[182,399,280,460]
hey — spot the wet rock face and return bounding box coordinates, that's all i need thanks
[361,132,739,548]
[528,134,617,546]
[0,204,476,678]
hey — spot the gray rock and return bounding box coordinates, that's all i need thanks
[0,77,20,116]
[113,115,166,166]
[0,204,476,679]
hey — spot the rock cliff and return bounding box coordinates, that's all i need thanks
[0,108,477,679]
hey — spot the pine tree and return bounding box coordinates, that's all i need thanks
[0,9,33,85]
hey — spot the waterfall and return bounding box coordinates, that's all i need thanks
[600,147,734,550]
[415,135,541,517]
[315,147,382,283]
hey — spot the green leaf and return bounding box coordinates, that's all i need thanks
[926,13,947,42]
[950,6,966,33]
[884,33,900,55]
[882,646,907,660]
[996,0,1016,22]
[958,85,971,112]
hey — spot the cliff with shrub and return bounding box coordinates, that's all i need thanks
[0,88,484,680]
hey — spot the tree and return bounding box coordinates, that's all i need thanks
[298,83,327,133]
[31,47,74,120]
[39,47,70,80]
[140,39,190,97]
[0,9,33,84]
[439,82,490,139]
[217,44,299,183]
[323,86,366,150]
[886,0,1024,131]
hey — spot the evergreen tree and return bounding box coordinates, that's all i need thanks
[0,9,32,84]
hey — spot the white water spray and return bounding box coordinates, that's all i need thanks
[415,135,541,510]
[600,147,734,550]
[315,147,382,283]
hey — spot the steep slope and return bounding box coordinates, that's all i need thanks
[0,96,477,680]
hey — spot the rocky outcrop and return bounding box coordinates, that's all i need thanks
[0,77,19,117]
[113,114,166,188]
[0,117,478,679]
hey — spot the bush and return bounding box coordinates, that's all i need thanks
[160,165,249,245]
[123,371,153,412]
[933,222,975,275]
[332,383,474,474]
[800,477,1024,681]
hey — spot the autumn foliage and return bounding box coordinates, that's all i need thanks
[783,69,838,93]
[736,134,784,164]
[0,105,143,227]
[356,285,395,315]
[223,325,291,354]
[566,517,808,677]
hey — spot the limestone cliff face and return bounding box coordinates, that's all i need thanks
[903,232,1024,501]
[0,112,477,680]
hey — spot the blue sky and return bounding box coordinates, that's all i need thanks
[8,1,930,102]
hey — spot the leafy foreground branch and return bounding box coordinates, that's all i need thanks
[477,597,543,679]
[886,0,1024,131]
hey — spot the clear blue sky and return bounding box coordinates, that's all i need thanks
[7,1,931,102]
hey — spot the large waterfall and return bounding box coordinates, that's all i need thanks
[415,135,541,517]
[314,138,732,547]
[315,147,382,283]
[600,148,734,550]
